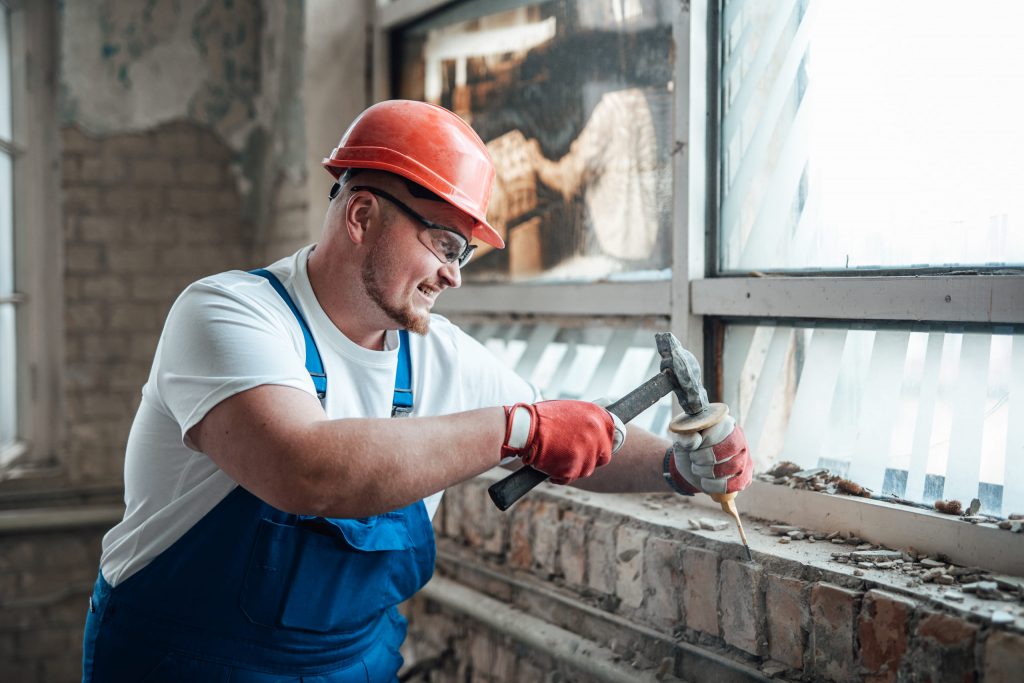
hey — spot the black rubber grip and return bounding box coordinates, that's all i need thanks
[487,465,549,511]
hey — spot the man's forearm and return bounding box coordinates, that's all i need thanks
[571,424,671,494]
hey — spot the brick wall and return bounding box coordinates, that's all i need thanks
[61,122,252,484]
[0,522,109,681]
[402,474,1024,682]
[61,121,311,485]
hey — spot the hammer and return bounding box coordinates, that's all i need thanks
[487,332,721,510]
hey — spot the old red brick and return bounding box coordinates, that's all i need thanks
[809,582,862,682]
[913,612,978,683]
[531,501,560,575]
[558,510,588,587]
[858,590,915,683]
[641,536,683,630]
[508,501,534,569]
[586,521,618,594]
[983,631,1024,683]
[614,525,647,610]
[719,559,765,655]
[766,574,807,669]
[682,547,719,636]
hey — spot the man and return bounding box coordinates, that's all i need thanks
[82,100,752,682]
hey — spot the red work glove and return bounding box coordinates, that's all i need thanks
[666,415,752,496]
[501,400,624,485]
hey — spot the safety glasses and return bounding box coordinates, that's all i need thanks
[350,186,477,268]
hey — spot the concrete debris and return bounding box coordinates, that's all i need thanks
[853,569,865,576]
[922,568,946,582]
[962,581,999,593]
[1009,513,1024,520]
[699,518,729,532]
[991,611,1014,625]
[769,524,801,535]
[920,558,946,569]
[778,537,791,544]
[934,499,963,515]
[761,660,789,677]
[851,550,903,562]
[968,498,982,516]
[654,656,673,681]
[992,575,1024,592]
[945,591,965,602]
[687,518,701,530]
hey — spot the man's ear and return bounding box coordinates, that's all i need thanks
[343,191,376,245]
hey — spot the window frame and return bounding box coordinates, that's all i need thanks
[371,0,1023,573]
[0,0,62,478]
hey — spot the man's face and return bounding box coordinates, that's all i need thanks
[359,189,472,335]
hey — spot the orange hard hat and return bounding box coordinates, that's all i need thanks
[322,100,504,249]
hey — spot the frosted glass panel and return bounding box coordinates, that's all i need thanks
[722,323,1023,515]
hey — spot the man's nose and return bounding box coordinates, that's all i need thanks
[439,259,461,288]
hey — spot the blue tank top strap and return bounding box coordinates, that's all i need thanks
[248,268,414,416]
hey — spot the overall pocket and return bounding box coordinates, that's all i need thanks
[240,508,429,634]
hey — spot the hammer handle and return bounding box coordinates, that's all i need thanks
[488,371,675,511]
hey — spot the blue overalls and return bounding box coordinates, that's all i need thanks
[82,270,433,682]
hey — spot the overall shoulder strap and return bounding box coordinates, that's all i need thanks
[392,329,414,417]
[249,269,327,402]
[249,269,414,416]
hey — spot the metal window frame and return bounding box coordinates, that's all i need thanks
[372,0,1020,568]
[0,0,62,478]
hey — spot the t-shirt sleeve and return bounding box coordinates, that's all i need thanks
[152,276,316,448]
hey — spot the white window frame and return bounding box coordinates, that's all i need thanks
[372,0,1023,574]
[0,0,62,479]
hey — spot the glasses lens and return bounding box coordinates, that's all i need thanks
[458,245,477,268]
[426,228,469,265]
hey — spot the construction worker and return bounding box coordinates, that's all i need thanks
[81,100,752,682]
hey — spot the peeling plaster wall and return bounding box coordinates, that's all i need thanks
[302,0,371,239]
[60,0,307,231]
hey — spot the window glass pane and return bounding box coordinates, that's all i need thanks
[721,321,1024,515]
[719,0,1024,272]
[0,5,10,140]
[396,0,674,283]
[0,151,11,294]
[0,303,15,452]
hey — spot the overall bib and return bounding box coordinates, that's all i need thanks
[82,270,433,682]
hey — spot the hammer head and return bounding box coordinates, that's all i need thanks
[655,332,709,416]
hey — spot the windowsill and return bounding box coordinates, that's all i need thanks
[483,469,1023,578]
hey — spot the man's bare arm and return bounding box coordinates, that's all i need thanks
[188,384,506,519]
[571,424,671,494]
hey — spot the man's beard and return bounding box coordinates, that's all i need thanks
[361,237,430,336]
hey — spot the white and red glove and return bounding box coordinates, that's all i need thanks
[501,400,626,485]
[666,415,752,496]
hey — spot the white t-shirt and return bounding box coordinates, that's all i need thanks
[100,245,539,586]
